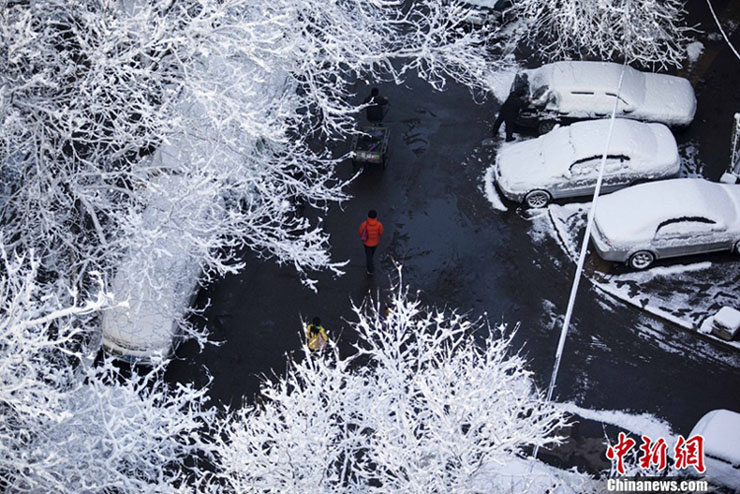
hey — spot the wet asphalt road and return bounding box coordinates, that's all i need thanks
[166,0,740,472]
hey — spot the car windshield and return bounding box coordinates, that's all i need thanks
[541,127,575,171]
[531,85,549,102]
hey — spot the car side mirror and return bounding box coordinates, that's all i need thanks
[622,106,635,114]
[562,170,572,179]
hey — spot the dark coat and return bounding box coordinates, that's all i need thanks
[364,95,388,122]
[498,92,526,122]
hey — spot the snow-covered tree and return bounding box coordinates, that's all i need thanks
[214,278,598,493]
[0,0,500,295]
[0,250,217,493]
[510,0,692,68]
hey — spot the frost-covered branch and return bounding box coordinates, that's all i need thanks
[510,0,693,68]
[214,277,596,492]
[0,0,499,296]
[0,251,217,492]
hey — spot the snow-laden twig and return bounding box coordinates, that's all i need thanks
[0,250,218,492]
[214,273,596,492]
[510,0,693,68]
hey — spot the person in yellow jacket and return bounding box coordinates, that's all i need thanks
[306,316,328,351]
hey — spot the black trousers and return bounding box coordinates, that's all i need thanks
[364,245,377,274]
[492,115,515,140]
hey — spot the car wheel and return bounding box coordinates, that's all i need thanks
[524,190,550,208]
[734,240,740,254]
[537,120,556,135]
[628,250,655,270]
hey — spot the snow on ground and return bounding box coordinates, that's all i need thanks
[679,141,705,178]
[544,203,740,351]
[686,41,705,64]
[524,207,551,244]
[707,32,723,42]
[476,456,599,493]
[561,403,675,440]
[625,261,712,278]
[482,165,508,211]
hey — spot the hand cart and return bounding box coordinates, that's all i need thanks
[350,126,390,169]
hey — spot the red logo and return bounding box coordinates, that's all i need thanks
[606,432,636,475]
[606,433,706,475]
[639,435,668,471]
[674,435,706,474]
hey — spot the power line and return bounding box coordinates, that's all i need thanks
[532,59,629,459]
[706,0,740,61]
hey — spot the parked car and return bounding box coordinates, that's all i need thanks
[591,179,740,270]
[102,174,203,361]
[513,61,696,134]
[688,409,740,491]
[495,119,680,208]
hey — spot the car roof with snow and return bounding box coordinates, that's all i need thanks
[541,119,663,168]
[496,119,675,186]
[595,179,740,240]
[102,174,203,356]
[689,409,740,464]
[531,61,645,104]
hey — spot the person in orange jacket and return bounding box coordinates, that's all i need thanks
[358,210,384,275]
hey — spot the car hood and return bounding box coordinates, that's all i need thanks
[639,74,696,126]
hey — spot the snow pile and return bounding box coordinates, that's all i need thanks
[475,456,599,493]
[561,403,674,440]
[686,41,704,63]
[715,306,740,331]
[635,262,712,277]
[679,142,705,178]
[482,165,508,211]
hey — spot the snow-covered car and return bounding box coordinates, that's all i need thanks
[495,119,680,208]
[591,179,740,270]
[688,409,740,491]
[515,61,697,134]
[102,174,203,361]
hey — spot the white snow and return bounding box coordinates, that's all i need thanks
[687,41,705,63]
[527,61,696,126]
[629,262,712,278]
[561,403,675,441]
[707,32,723,41]
[689,409,740,491]
[475,456,598,493]
[102,174,205,358]
[533,62,645,103]
[714,306,740,331]
[679,142,705,178]
[486,69,518,102]
[482,165,508,211]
